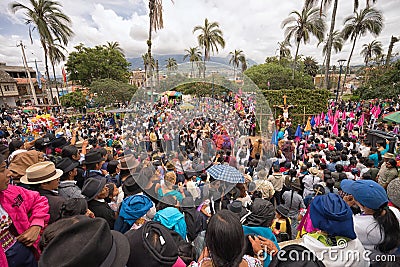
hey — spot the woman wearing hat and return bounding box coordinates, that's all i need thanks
[271,204,292,242]
[0,155,50,267]
[341,179,400,258]
[21,162,65,224]
[302,193,369,267]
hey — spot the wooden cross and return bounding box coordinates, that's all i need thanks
[283,95,287,105]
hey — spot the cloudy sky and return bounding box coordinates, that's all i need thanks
[0,0,399,75]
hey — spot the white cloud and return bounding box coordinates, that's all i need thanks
[0,0,399,76]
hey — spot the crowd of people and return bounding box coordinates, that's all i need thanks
[0,96,399,267]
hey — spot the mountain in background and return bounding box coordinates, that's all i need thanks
[127,54,258,70]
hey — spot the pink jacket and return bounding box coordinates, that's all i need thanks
[0,185,50,267]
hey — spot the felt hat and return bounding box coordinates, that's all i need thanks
[81,177,107,201]
[8,150,44,177]
[83,151,103,165]
[244,198,275,227]
[122,175,142,196]
[341,179,388,210]
[387,179,400,208]
[165,161,175,171]
[75,140,84,149]
[310,193,356,239]
[56,157,79,174]
[124,221,178,267]
[119,155,140,170]
[39,216,130,267]
[276,204,290,218]
[227,200,243,214]
[20,161,63,185]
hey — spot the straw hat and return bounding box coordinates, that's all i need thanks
[20,161,63,185]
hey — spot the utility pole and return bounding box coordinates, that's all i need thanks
[18,41,37,105]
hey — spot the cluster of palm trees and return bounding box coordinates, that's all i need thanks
[10,0,73,105]
[281,0,385,91]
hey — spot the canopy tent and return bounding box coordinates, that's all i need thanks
[162,90,182,97]
[179,103,195,110]
[383,111,400,124]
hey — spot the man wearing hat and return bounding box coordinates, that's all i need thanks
[21,161,65,224]
[56,158,84,199]
[83,151,110,184]
[82,177,115,229]
[377,153,398,189]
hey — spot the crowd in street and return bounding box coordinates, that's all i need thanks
[0,95,400,267]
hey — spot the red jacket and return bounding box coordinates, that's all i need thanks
[0,185,49,267]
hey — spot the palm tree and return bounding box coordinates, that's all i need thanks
[142,53,155,86]
[11,0,73,105]
[277,41,291,64]
[48,42,66,104]
[229,49,246,81]
[165,57,178,71]
[282,5,326,79]
[105,41,124,54]
[341,7,383,90]
[193,18,225,64]
[303,56,319,77]
[183,47,202,77]
[386,36,399,67]
[317,30,344,87]
[305,0,378,89]
[147,0,172,101]
[361,40,383,66]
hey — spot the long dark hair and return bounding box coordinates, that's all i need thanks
[206,210,245,267]
[373,205,400,253]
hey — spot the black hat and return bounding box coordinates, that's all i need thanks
[51,137,68,148]
[124,221,178,267]
[83,151,103,165]
[228,200,243,214]
[82,177,107,201]
[56,157,79,174]
[122,175,142,196]
[269,244,324,267]
[244,198,275,227]
[276,204,290,218]
[39,216,130,267]
[59,198,88,219]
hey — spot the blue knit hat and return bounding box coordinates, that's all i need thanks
[310,193,356,239]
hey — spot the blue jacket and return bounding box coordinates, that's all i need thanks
[154,207,187,239]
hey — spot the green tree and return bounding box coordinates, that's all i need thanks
[193,18,225,62]
[105,41,123,54]
[341,7,383,89]
[229,49,246,80]
[303,56,319,77]
[282,5,326,79]
[60,90,86,108]
[65,44,131,87]
[11,0,73,104]
[90,78,137,106]
[361,40,383,66]
[183,46,202,78]
[48,42,66,104]
[245,62,315,90]
[165,57,178,71]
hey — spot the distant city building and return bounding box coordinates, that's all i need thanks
[314,73,360,93]
[129,69,146,88]
[0,62,49,107]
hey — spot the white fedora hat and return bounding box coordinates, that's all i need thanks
[20,161,63,185]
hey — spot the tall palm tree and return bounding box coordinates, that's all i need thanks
[277,41,291,64]
[48,42,66,104]
[317,30,344,87]
[341,7,383,90]
[386,36,399,67]
[229,49,246,80]
[147,0,172,101]
[193,18,225,64]
[183,46,202,77]
[11,0,73,105]
[165,57,178,71]
[306,0,378,89]
[361,40,383,66]
[303,56,319,77]
[282,5,326,79]
[142,53,155,86]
